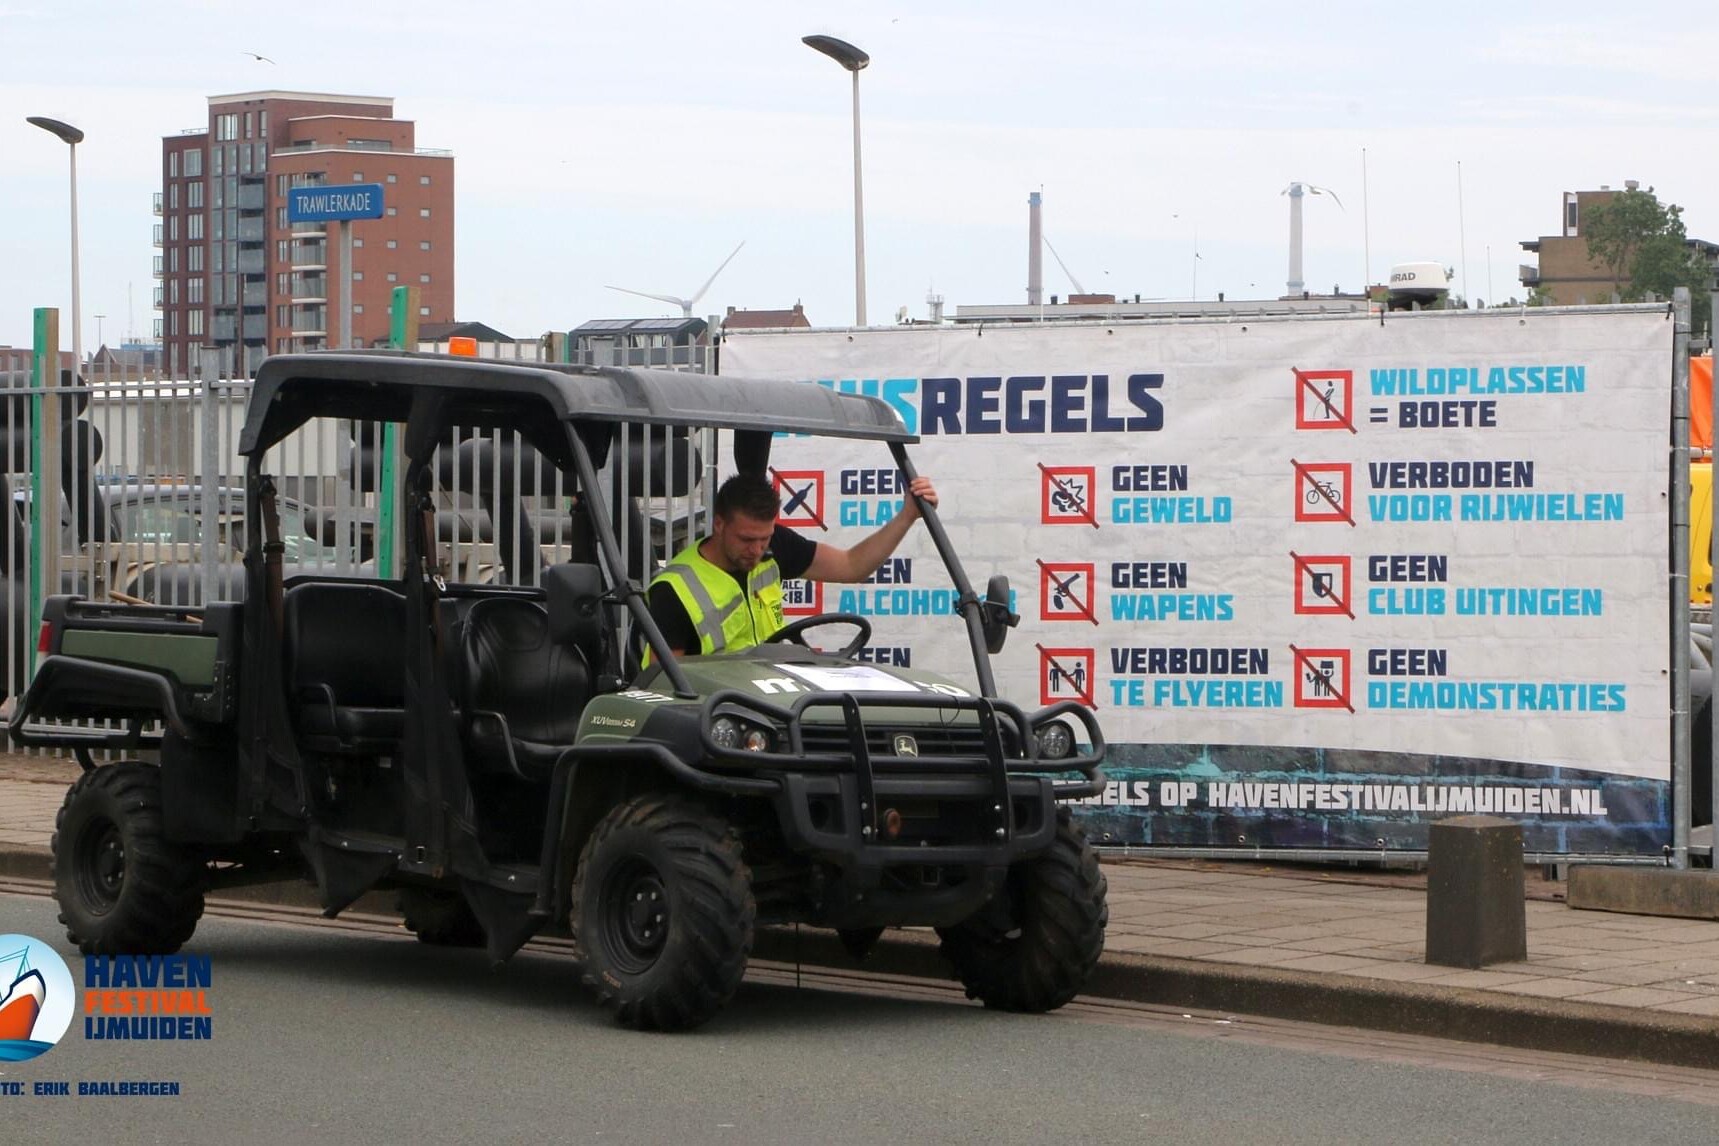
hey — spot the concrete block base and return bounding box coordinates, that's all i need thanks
[1567,866,1719,920]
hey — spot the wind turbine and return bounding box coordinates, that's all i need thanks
[1041,234,1087,295]
[606,241,745,317]
[1282,182,1343,297]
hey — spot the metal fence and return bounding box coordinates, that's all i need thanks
[0,350,716,703]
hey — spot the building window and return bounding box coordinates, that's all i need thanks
[419,306,430,317]
[419,207,431,219]
[353,304,364,315]
[353,271,364,282]
[260,111,268,137]
[169,215,179,240]
[352,171,364,181]
[184,149,202,178]
[213,147,223,177]
[189,278,204,304]
[277,207,287,227]
[169,278,179,304]
[385,206,397,217]
[419,175,430,186]
[276,273,288,294]
[190,214,205,241]
[353,238,364,249]
[277,240,289,262]
[348,139,393,151]
[215,113,238,141]
[419,274,430,284]
[277,174,290,196]
[386,174,397,183]
[240,145,252,175]
[419,240,431,251]
[188,309,204,336]
[243,111,253,139]
[169,184,179,210]
[189,246,204,272]
[167,311,178,336]
[386,239,398,249]
[169,152,179,178]
[188,182,203,209]
[386,272,398,283]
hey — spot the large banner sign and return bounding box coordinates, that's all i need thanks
[721,310,1674,854]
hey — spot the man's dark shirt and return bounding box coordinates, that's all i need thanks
[647,525,817,654]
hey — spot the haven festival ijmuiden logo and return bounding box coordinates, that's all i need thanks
[0,934,75,1061]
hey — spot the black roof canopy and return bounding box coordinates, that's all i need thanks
[239,350,912,459]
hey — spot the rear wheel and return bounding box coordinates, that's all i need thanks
[936,808,1108,1012]
[397,887,486,948]
[572,794,755,1031]
[51,764,206,955]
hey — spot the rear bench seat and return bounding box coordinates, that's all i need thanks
[283,582,408,754]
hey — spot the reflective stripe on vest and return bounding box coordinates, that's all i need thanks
[647,538,786,661]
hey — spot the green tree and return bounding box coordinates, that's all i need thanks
[1582,186,1712,329]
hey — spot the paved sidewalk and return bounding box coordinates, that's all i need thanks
[2,756,1717,1064]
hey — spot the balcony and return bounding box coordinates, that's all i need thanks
[152,255,163,278]
[291,275,327,302]
[235,218,264,242]
[290,243,327,268]
[152,223,163,247]
[153,285,164,307]
[212,316,236,342]
[291,306,328,335]
[237,184,266,211]
[242,281,267,307]
[152,192,163,216]
[236,249,265,274]
[242,315,267,341]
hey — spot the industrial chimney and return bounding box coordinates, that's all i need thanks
[1028,191,1043,306]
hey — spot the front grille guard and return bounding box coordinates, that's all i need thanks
[698,688,1105,844]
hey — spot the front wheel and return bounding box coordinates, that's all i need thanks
[936,808,1108,1012]
[51,763,206,955]
[572,794,755,1031]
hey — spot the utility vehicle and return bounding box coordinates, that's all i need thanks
[8,352,1109,1030]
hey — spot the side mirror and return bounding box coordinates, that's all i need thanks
[980,574,1019,654]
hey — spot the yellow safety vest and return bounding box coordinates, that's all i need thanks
[646,539,785,662]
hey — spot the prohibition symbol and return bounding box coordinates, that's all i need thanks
[771,468,828,531]
[1291,552,1354,618]
[1037,644,1095,707]
[781,578,822,618]
[1294,368,1356,432]
[1037,560,1098,624]
[1039,464,1099,527]
[1289,645,1354,712]
[1291,460,1355,526]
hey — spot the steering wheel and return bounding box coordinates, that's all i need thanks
[767,613,873,659]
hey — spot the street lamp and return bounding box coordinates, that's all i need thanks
[27,115,84,372]
[802,34,870,326]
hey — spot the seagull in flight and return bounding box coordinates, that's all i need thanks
[243,51,276,64]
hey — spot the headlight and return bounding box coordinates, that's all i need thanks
[742,727,774,752]
[1034,721,1074,759]
[711,716,741,749]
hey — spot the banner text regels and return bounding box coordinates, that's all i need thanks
[811,373,1167,435]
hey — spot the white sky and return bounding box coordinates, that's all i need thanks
[2,1,1715,349]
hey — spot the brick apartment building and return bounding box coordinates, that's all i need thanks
[1520,181,1718,306]
[157,91,454,377]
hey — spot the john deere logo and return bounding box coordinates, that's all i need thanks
[892,734,918,757]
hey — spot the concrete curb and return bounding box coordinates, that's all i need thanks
[5,840,1716,1068]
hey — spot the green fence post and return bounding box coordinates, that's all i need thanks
[28,308,60,678]
[376,287,419,579]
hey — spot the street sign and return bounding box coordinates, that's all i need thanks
[288,183,386,223]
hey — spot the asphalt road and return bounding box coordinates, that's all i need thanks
[1,892,1715,1146]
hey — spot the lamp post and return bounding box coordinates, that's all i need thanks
[27,115,84,372]
[802,34,870,327]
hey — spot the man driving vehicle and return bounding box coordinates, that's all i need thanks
[646,471,939,659]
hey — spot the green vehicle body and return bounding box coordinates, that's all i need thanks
[8,352,1110,1029]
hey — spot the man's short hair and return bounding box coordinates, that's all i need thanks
[714,473,780,522]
